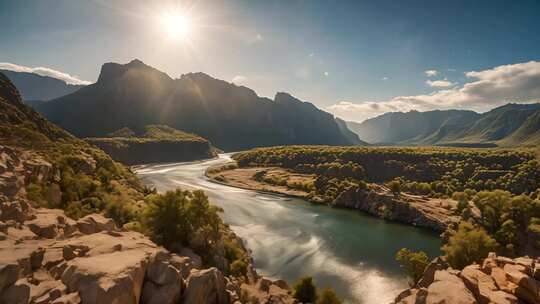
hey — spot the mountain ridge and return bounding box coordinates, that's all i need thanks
[32,59,362,151]
[1,69,86,101]
[346,103,540,147]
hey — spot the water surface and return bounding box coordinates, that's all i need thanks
[135,154,442,303]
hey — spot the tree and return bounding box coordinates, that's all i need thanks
[317,288,342,304]
[395,248,429,285]
[442,221,498,269]
[142,189,222,252]
[293,276,317,303]
[387,180,401,197]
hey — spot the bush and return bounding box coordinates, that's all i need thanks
[395,248,429,285]
[317,288,342,304]
[293,276,317,303]
[142,189,223,254]
[387,180,401,196]
[443,221,498,269]
[230,260,248,277]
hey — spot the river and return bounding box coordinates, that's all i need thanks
[134,154,442,303]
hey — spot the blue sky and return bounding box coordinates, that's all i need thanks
[1,0,540,121]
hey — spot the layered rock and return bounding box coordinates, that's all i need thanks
[330,184,459,232]
[394,253,540,304]
[0,197,295,304]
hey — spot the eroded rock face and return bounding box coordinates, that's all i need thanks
[394,253,540,304]
[331,185,459,232]
[0,197,295,304]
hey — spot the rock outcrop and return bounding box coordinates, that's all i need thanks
[0,197,295,304]
[394,253,540,304]
[330,184,459,232]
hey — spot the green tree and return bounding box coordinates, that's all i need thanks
[293,276,318,303]
[317,288,342,304]
[387,180,401,197]
[442,221,498,269]
[395,248,429,284]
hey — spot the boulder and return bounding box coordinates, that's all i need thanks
[425,270,477,304]
[61,249,149,304]
[460,264,517,304]
[183,267,229,304]
[0,279,30,304]
[141,280,181,304]
[76,214,116,234]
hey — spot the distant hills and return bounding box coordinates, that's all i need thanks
[31,59,362,151]
[86,125,219,165]
[0,69,85,101]
[346,103,540,147]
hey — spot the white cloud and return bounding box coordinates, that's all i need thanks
[327,61,540,122]
[426,79,454,88]
[0,62,91,85]
[323,71,329,77]
[232,75,247,85]
[425,70,438,77]
[382,76,389,81]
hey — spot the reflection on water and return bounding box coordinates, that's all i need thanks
[135,155,442,303]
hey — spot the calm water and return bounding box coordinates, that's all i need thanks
[135,154,442,303]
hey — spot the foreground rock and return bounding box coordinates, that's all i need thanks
[0,197,295,304]
[394,253,540,304]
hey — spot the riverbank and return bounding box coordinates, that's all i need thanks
[206,162,460,232]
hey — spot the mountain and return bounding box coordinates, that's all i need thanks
[346,104,540,147]
[334,117,368,145]
[86,125,219,165]
[32,59,358,151]
[1,69,85,101]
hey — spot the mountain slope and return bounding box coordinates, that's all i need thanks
[34,59,357,151]
[346,104,540,146]
[335,117,368,145]
[1,69,85,101]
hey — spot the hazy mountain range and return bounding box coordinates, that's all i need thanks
[0,69,85,102]
[346,103,540,147]
[24,59,362,151]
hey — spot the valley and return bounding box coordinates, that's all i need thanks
[135,155,443,303]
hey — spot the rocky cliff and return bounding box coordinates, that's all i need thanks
[0,196,295,304]
[394,253,540,304]
[330,184,460,232]
[86,125,218,165]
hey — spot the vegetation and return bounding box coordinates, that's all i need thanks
[443,221,498,269]
[316,288,343,304]
[86,125,218,165]
[233,145,540,270]
[293,277,318,303]
[292,276,343,304]
[395,248,429,284]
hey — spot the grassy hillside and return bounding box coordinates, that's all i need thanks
[86,125,219,165]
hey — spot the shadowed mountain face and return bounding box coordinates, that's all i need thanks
[346,104,540,147]
[33,59,359,151]
[1,69,85,101]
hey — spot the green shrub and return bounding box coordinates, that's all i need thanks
[317,288,342,304]
[230,259,248,277]
[443,221,498,269]
[395,248,429,285]
[293,276,317,303]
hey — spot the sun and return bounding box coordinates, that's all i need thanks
[161,12,192,40]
